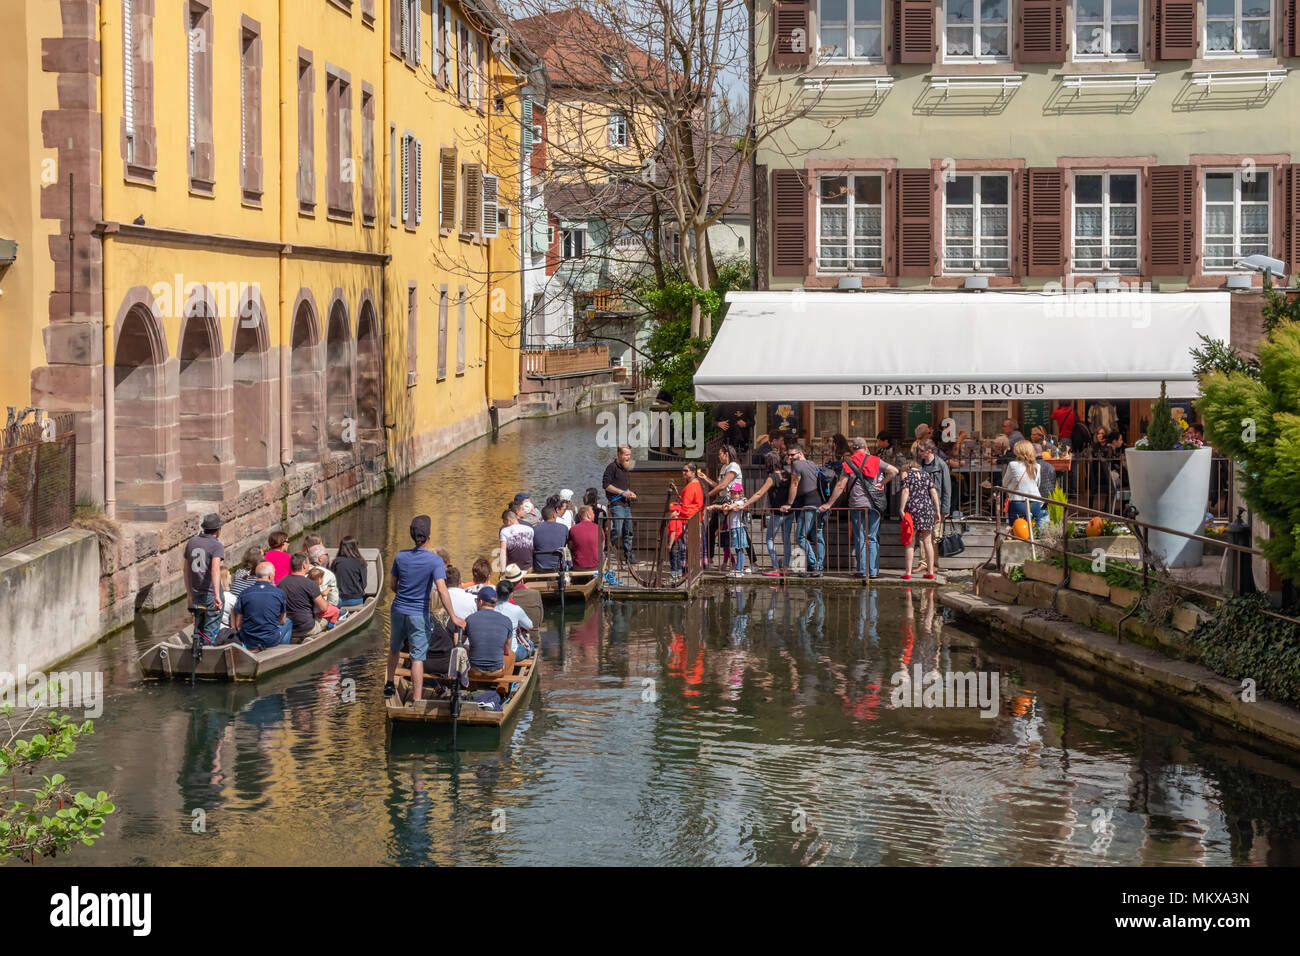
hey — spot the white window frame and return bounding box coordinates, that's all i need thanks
[1204,0,1274,58]
[942,172,1011,275]
[561,225,587,259]
[1071,0,1142,61]
[818,0,885,62]
[1202,167,1272,273]
[1071,170,1140,274]
[942,0,1011,62]
[608,111,628,148]
[815,172,886,275]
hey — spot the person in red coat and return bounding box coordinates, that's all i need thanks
[668,463,705,583]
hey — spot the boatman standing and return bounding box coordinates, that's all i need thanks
[184,513,225,645]
[385,514,466,705]
[603,444,637,567]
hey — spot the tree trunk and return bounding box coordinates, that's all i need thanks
[690,298,702,339]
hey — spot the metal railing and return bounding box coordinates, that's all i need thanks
[982,482,1299,627]
[600,511,704,589]
[0,413,77,557]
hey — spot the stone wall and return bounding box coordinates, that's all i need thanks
[0,529,101,674]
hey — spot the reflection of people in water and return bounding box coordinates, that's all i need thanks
[728,588,750,646]
[667,632,706,698]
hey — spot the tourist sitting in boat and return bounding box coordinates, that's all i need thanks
[465,557,492,595]
[532,505,570,573]
[493,579,534,662]
[557,489,575,528]
[307,546,338,605]
[332,536,367,607]
[463,586,516,693]
[280,552,345,640]
[567,505,601,571]
[230,547,263,599]
[499,563,543,623]
[306,568,344,628]
[266,530,292,583]
[500,506,534,572]
[219,568,236,627]
[444,565,477,621]
[230,561,292,650]
[667,463,706,584]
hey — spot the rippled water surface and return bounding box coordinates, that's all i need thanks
[30,411,1300,866]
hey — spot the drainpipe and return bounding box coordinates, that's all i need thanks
[748,0,757,291]
[100,2,115,518]
[278,0,292,470]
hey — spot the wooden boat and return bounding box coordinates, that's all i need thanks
[385,648,538,727]
[518,568,600,601]
[138,548,383,682]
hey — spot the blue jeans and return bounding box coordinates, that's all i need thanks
[766,511,793,570]
[1008,500,1047,533]
[193,600,222,645]
[608,502,634,563]
[795,507,824,571]
[340,597,364,607]
[850,508,883,576]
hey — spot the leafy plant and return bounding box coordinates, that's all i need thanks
[1191,333,1261,381]
[1047,485,1068,525]
[1196,300,1300,586]
[1007,565,1025,583]
[1,704,114,863]
[1137,381,1181,450]
[1186,593,1300,705]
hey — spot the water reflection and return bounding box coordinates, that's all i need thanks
[26,411,1300,866]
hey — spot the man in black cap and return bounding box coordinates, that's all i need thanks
[184,513,226,645]
[384,514,465,704]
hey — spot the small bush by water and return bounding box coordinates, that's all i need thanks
[1187,594,1300,706]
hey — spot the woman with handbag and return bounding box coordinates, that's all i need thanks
[898,459,942,581]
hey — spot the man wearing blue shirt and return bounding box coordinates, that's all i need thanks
[230,561,291,649]
[384,515,466,704]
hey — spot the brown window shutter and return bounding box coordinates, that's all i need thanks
[463,163,483,234]
[439,147,457,229]
[361,90,375,222]
[1286,0,1299,57]
[1152,0,1197,60]
[1017,0,1066,63]
[895,168,933,277]
[893,0,935,64]
[1023,168,1065,276]
[1147,165,1195,276]
[298,56,315,206]
[248,33,263,196]
[770,168,809,277]
[1284,164,1300,275]
[884,170,898,277]
[390,0,402,55]
[772,2,810,68]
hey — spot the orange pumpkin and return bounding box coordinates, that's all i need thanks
[1012,518,1031,540]
[1086,517,1105,537]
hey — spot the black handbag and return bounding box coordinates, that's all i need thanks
[938,531,966,557]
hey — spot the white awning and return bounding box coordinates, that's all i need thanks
[694,290,1231,402]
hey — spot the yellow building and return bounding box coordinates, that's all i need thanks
[1,0,530,540]
[0,0,532,621]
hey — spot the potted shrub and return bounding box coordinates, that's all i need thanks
[1125,382,1211,568]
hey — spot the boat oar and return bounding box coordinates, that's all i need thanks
[188,606,201,686]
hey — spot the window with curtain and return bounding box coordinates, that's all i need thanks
[943,173,1010,273]
[817,173,884,272]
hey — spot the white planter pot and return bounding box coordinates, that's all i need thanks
[1125,447,1212,569]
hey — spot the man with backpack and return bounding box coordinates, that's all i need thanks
[781,444,826,577]
[821,436,900,580]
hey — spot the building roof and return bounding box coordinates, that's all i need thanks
[512,7,668,89]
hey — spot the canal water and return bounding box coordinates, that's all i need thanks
[29,409,1300,866]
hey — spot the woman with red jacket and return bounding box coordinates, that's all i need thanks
[668,463,705,584]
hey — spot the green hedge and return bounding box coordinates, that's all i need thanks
[1186,594,1300,706]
